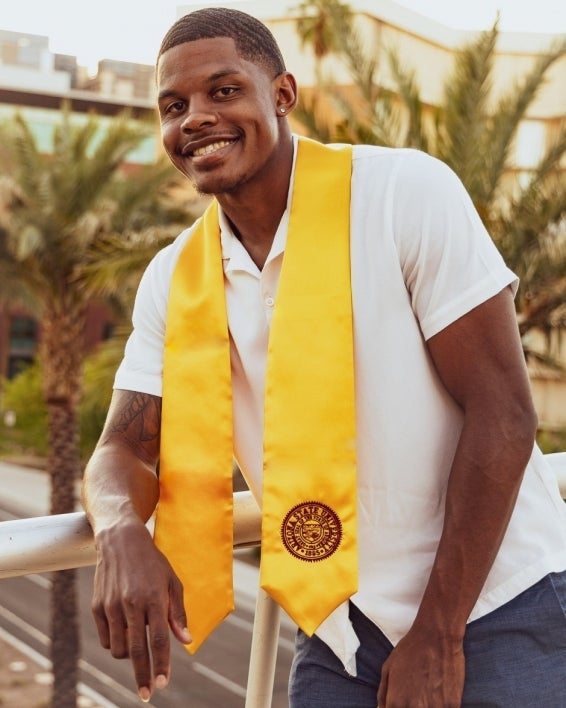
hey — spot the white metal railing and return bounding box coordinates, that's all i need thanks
[0,491,276,708]
[0,490,261,579]
[1,453,566,707]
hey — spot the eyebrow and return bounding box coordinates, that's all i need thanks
[157,68,244,101]
[208,69,243,82]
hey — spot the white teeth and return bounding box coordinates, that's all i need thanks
[193,140,231,157]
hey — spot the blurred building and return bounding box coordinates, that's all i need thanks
[87,59,155,102]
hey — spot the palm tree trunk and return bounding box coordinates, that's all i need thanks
[47,399,80,707]
[42,303,85,708]
[50,569,79,707]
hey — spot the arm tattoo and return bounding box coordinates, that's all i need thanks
[111,392,161,443]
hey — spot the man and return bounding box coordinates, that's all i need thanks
[82,7,566,707]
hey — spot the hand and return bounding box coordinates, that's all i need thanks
[377,626,465,708]
[91,519,191,702]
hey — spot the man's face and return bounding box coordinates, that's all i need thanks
[157,37,283,197]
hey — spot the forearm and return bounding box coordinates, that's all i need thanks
[83,393,187,700]
[82,442,159,533]
[413,406,536,639]
[81,389,162,534]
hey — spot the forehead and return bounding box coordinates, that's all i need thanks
[157,36,266,90]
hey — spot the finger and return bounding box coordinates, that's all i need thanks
[147,606,171,688]
[168,577,191,645]
[377,666,388,708]
[91,602,111,650]
[95,598,129,659]
[127,619,153,702]
[106,609,130,659]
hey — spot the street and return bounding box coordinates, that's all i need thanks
[0,493,295,707]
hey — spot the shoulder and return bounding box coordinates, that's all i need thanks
[349,145,471,233]
[352,144,459,187]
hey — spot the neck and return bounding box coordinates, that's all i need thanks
[217,134,294,270]
[225,207,283,271]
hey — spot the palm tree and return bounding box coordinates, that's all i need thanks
[294,0,353,63]
[292,0,355,142]
[291,3,566,355]
[0,107,192,707]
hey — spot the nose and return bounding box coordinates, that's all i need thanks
[181,100,217,132]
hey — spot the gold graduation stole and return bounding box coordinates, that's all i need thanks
[155,137,357,653]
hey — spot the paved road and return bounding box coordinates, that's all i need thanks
[0,462,295,707]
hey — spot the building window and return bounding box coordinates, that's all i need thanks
[16,37,42,67]
[9,317,37,353]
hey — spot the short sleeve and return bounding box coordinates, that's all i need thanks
[391,151,517,340]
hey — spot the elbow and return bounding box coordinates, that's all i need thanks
[503,396,538,462]
[517,390,538,439]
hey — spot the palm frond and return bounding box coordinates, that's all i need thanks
[386,48,428,150]
[7,114,47,202]
[292,94,335,142]
[439,23,498,196]
[77,227,178,299]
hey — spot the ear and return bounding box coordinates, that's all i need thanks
[274,72,298,117]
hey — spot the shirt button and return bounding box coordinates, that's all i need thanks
[265,296,275,307]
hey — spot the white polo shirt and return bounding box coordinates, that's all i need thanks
[115,139,566,671]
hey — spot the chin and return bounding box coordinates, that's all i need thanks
[193,173,247,197]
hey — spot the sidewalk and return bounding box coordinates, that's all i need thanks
[0,460,60,517]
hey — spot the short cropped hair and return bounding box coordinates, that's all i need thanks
[158,7,286,76]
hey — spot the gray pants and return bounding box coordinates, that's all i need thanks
[289,571,566,707]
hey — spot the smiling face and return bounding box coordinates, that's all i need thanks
[157,37,296,199]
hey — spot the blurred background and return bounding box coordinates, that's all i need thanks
[0,1,565,706]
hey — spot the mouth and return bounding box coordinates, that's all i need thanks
[193,140,233,157]
[183,138,236,158]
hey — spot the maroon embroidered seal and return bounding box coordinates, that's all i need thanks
[281,501,342,562]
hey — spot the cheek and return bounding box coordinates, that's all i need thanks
[160,123,177,159]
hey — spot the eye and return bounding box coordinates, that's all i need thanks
[164,100,185,115]
[213,86,238,99]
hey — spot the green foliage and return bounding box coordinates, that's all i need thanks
[0,347,118,462]
[79,351,115,460]
[537,427,566,455]
[0,106,191,314]
[1,364,48,455]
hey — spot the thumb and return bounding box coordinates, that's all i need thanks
[168,579,191,645]
[377,664,389,708]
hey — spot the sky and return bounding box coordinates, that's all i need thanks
[1,0,564,73]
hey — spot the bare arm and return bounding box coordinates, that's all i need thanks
[82,389,190,703]
[82,389,162,529]
[378,288,537,707]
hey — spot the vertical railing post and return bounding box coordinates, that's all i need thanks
[245,588,281,708]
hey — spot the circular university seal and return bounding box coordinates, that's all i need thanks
[281,501,342,562]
